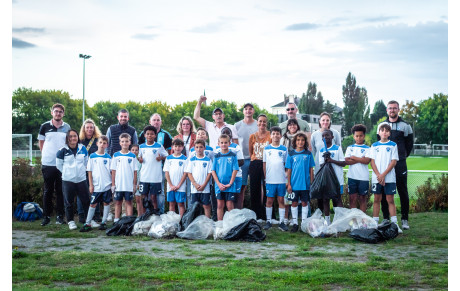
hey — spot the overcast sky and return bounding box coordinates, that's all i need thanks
[11,0,448,111]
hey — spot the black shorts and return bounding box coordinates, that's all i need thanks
[90,190,113,205]
[348,178,369,196]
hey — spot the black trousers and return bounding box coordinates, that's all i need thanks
[249,160,266,220]
[381,160,410,221]
[62,180,90,223]
[210,180,217,221]
[41,165,64,217]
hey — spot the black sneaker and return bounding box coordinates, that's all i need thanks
[263,222,272,230]
[98,223,107,230]
[56,215,65,225]
[80,224,92,232]
[41,216,51,226]
[291,224,299,233]
[278,222,289,232]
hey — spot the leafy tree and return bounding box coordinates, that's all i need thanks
[92,101,122,134]
[399,100,419,126]
[416,93,448,144]
[299,82,324,114]
[342,72,369,136]
[370,100,387,126]
[369,116,387,144]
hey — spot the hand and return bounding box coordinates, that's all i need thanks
[218,183,226,191]
[111,186,116,193]
[324,157,331,163]
[89,185,94,194]
[199,95,207,103]
[377,174,385,186]
[138,157,143,163]
[156,155,163,161]
[287,184,292,193]
[133,184,137,193]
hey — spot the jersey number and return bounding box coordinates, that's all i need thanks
[372,184,377,191]
[139,184,144,193]
[287,192,296,199]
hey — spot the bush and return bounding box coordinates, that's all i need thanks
[415,174,448,212]
[12,158,43,212]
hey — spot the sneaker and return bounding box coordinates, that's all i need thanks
[56,215,65,225]
[107,213,114,222]
[263,222,272,230]
[378,219,390,227]
[278,222,289,232]
[257,219,265,224]
[90,220,101,228]
[291,224,299,233]
[98,223,107,230]
[41,216,51,226]
[402,219,410,230]
[79,224,92,232]
[396,224,403,234]
[68,221,77,230]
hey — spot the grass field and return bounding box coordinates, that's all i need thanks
[344,156,448,171]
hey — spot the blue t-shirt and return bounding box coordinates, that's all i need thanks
[212,151,239,193]
[285,149,315,191]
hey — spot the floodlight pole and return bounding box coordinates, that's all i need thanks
[79,54,91,124]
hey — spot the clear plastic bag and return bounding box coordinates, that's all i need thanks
[148,211,181,239]
[176,215,215,240]
[132,215,161,236]
[222,208,257,235]
[328,207,377,233]
[213,221,225,240]
[301,209,334,237]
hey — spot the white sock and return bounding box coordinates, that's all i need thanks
[266,207,272,224]
[114,218,120,223]
[279,208,285,224]
[291,206,298,225]
[301,206,308,222]
[85,207,96,225]
[390,216,398,224]
[373,217,379,223]
[102,205,110,223]
[325,216,331,225]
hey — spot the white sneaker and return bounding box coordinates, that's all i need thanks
[257,219,265,224]
[378,219,390,227]
[90,220,100,228]
[402,219,410,230]
[271,219,279,225]
[396,224,403,234]
[107,213,113,222]
[68,221,77,230]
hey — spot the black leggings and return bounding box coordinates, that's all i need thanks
[62,180,90,223]
[249,160,266,220]
[381,160,410,220]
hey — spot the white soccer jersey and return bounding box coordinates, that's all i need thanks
[319,144,345,186]
[189,145,215,161]
[215,143,244,178]
[345,144,371,181]
[86,153,112,192]
[369,141,399,184]
[185,155,213,193]
[263,144,287,184]
[110,151,139,192]
[163,154,188,192]
[138,142,168,183]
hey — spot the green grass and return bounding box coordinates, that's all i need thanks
[344,156,448,171]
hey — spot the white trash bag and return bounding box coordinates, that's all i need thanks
[176,215,215,240]
[213,220,225,240]
[328,207,377,233]
[148,211,181,239]
[132,215,161,236]
[301,209,336,238]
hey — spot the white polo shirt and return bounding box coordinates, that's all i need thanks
[205,120,239,149]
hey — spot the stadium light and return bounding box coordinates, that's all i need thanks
[79,54,92,124]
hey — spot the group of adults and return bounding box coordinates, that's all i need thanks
[38,96,413,229]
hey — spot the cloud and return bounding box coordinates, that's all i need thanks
[189,22,227,33]
[131,33,158,40]
[12,27,45,33]
[12,37,36,48]
[285,23,319,31]
[362,16,399,23]
[254,4,283,14]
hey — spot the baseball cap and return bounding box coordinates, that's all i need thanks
[243,103,254,109]
[213,107,224,114]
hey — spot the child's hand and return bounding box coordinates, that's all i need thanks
[325,157,331,163]
[138,157,143,163]
[111,185,116,193]
[287,184,292,193]
[218,183,226,191]
[377,174,385,185]
[133,184,137,193]
[156,155,163,161]
[89,185,94,194]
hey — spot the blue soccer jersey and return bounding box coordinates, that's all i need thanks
[369,140,399,184]
[319,144,345,186]
[285,149,315,191]
[212,151,239,193]
[163,154,188,192]
[86,152,112,193]
[215,143,244,178]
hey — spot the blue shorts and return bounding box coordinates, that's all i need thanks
[348,178,369,196]
[216,192,236,202]
[372,183,397,195]
[167,191,186,203]
[191,193,211,205]
[287,190,310,203]
[241,159,251,186]
[266,184,286,198]
[90,190,112,205]
[234,177,242,193]
[139,182,162,196]
[114,191,133,202]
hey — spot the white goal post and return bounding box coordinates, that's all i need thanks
[12,134,33,164]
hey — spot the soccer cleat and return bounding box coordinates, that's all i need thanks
[90,220,101,228]
[79,224,92,232]
[55,215,65,225]
[291,224,299,233]
[278,222,289,232]
[41,216,51,226]
[68,221,77,230]
[402,219,410,230]
[263,222,272,230]
[378,219,390,227]
[98,223,107,230]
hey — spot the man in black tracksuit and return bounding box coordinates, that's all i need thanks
[377,100,414,230]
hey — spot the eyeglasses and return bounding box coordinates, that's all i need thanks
[53,110,64,114]
[387,107,399,111]
[286,108,295,111]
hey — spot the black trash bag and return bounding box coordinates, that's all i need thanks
[349,222,399,243]
[179,202,204,231]
[223,219,266,242]
[134,198,156,224]
[310,152,341,200]
[106,215,137,236]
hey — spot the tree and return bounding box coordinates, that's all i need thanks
[299,82,324,114]
[92,101,122,134]
[342,72,369,135]
[399,100,419,126]
[415,93,448,144]
[370,100,387,126]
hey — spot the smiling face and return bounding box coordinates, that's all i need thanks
[67,131,79,148]
[51,107,64,122]
[322,130,333,147]
[287,121,299,134]
[181,119,191,135]
[295,136,305,150]
[130,146,139,157]
[257,116,267,131]
[120,137,131,150]
[286,104,297,119]
[172,144,184,155]
[319,115,331,130]
[117,112,129,125]
[387,103,400,119]
[243,106,254,118]
[84,122,95,139]
[150,114,162,130]
[212,110,224,123]
[270,130,281,143]
[197,129,208,141]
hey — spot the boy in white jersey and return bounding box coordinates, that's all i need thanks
[189,127,215,161]
[164,138,188,218]
[80,136,112,232]
[138,126,168,215]
[111,133,139,223]
[262,126,289,231]
[345,124,371,213]
[370,124,402,233]
[319,129,347,225]
[186,139,213,218]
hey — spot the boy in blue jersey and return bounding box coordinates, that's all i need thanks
[111,133,139,223]
[164,138,188,218]
[370,124,402,232]
[345,124,371,213]
[286,132,315,232]
[319,129,347,225]
[212,134,239,221]
[138,126,168,215]
[186,139,213,218]
[263,126,289,231]
[81,136,113,232]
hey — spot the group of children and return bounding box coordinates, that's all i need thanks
[80,122,402,234]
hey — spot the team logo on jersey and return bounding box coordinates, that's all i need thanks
[269,151,272,156]
[376,148,380,153]
[361,149,365,153]
[278,151,283,157]
[293,157,297,162]
[203,162,207,168]
[303,156,308,160]
[128,158,132,163]
[386,147,390,152]
[331,153,335,158]
[227,157,233,164]
[205,152,209,156]
[350,148,354,153]
[179,161,183,166]
[153,149,157,154]
[104,160,107,165]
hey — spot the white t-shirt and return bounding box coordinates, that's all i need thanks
[138,142,168,183]
[163,154,188,192]
[86,153,112,192]
[215,143,244,178]
[189,145,215,161]
[263,144,287,184]
[185,155,213,193]
[345,144,371,181]
[111,151,139,192]
[319,144,345,186]
[369,141,399,184]
[205,120,239,149]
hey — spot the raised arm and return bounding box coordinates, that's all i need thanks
[193,95,207,128]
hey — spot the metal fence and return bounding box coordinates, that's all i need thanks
[12,150,41,159]
[412,144,448,156]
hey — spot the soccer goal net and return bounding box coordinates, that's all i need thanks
[12,134,33,164]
